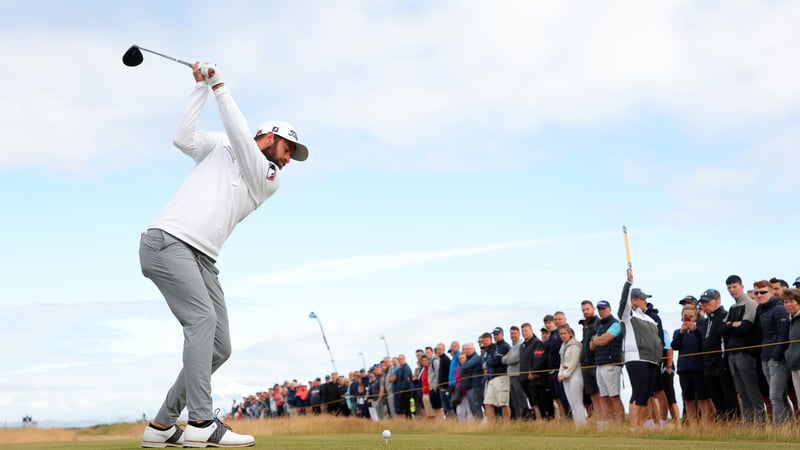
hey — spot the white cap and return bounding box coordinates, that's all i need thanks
[255,120,309,161]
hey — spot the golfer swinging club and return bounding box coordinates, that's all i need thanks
[139,61,308,448]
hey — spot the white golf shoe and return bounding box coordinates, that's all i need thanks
[141,424,184,448]
[183,418,255,448]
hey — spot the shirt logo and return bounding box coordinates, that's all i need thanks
[267,163,277,181]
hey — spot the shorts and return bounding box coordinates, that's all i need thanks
[625,361,658,406]
[653,368,664,391]
[662,371,677,404]
[483,375,510,406]
[582,367,599,396]
[678,370,710,401]
[596,365,622,397]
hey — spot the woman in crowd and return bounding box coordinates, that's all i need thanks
[780,288,800,398]
[453,352,473,422]
[672,304,715,425]
[557,325,586,426]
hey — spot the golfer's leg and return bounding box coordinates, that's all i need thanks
[141,230,217,424]
[197,253,232,372]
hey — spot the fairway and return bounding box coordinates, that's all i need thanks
[2,417,799,449]
[1,432,799,449]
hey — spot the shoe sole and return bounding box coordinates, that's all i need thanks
[141,440,183,448]
[183,441,255,448]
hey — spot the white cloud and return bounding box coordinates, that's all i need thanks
[241,232,612,289]
[3,2,800,174]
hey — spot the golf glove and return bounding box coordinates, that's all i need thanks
[199,63,223,88]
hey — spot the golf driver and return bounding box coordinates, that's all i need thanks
[122,45,191,67]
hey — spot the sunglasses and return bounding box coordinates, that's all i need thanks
[754,290,771,295]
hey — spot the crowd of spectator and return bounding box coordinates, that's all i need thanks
[227,271,800,430]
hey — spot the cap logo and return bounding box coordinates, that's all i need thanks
[272,126,280,133]
[287,129,298,140]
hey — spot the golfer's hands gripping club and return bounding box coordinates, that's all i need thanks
[193,62,224,89]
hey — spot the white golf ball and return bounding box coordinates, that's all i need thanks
[382,429,391,439]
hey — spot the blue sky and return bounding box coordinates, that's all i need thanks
[2,0,800,425]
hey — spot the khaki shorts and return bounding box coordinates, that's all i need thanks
[596,365,622,397]
[483,375,510,406]
[421,393,437,417]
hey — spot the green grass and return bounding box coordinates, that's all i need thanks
[2,417,799,449]
[3,433,800,449]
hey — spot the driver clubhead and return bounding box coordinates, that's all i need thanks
[122,45,144,67]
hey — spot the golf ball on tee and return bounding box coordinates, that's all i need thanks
[382,429,391,439]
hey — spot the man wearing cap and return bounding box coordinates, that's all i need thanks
[699,287,740,421]
[618,269,663,430]
[484,327,512,420]
[590,300,625,426]
[793,277,800,289]
[719,275,765,424]
[139,62,309,448]
[309,378,322,415]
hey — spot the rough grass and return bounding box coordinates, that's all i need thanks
[1,416,799,449]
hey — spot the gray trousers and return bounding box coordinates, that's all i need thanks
[728,352,765,423]
[140,229,231,424]
[762,359,792,425]
[509,375,528,418]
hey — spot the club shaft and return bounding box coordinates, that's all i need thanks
[138,46,192,67]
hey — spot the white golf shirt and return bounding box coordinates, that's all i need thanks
[149,82,280,260]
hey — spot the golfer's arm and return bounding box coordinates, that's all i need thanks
[173,82,214,161]
[213,86,269,193]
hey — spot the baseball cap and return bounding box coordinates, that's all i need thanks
[794,276,800,287]
[630,288,652,299]
[255,120,309,161]
[596,300,611,309]
[540,327,548,333]
[679,295,698,306]
[699,288,721,302]
[493,327,503,334]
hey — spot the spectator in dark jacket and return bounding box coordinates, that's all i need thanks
[459,343,484,419]
[672,304,715,425]
[393,356,413,418]
[579,301,602,418]
[519,322,553,420]
[434,343,452,416]
[484,327,512,420]
[720,275,764,425]
[544,312,571,419]
[699,290,740,421]
[753,280,793,425]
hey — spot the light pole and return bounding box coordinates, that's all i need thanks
[358,352,366,370]
[309,311,337,373]
[380,334,391,358]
